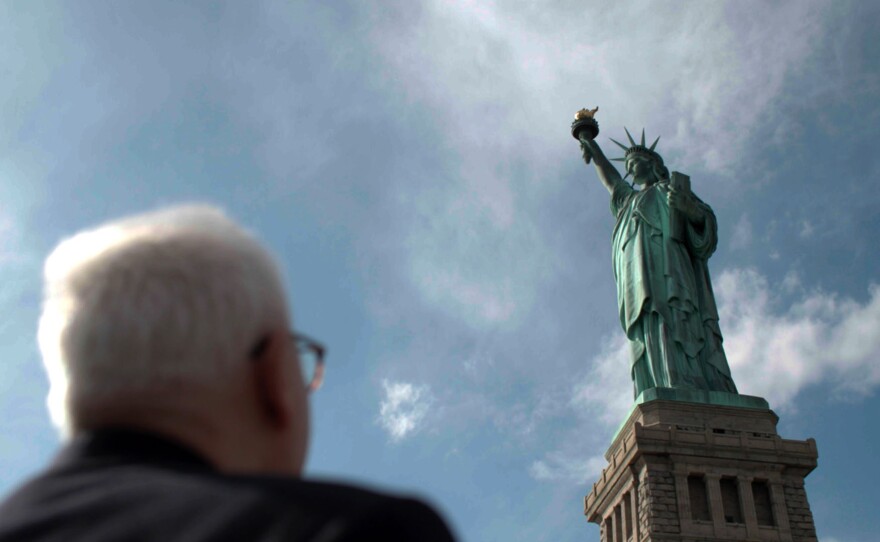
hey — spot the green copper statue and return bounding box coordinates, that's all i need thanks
[574,110,737,398]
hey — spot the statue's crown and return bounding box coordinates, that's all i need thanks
[610,127,663,166]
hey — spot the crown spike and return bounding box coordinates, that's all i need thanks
[649,135,660,151]
[624,127,637,147]
[609,137,629,152]
[640,128,645,146]
[611,157,626,162]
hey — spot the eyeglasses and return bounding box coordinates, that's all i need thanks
[293,332,326,393]
[250,331,326,393]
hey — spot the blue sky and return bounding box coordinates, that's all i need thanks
[1,1,878,540]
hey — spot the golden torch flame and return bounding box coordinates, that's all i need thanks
[574,107,599,120]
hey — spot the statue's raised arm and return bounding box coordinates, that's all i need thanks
[579,136,625,195]
[571,107,625,195]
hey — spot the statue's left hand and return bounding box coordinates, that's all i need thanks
[667,189,704,223]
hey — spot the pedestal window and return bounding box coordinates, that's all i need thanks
[614,503,623,542]
[720,477,743,524]
[687,475,711,521]
[751,480,775,526]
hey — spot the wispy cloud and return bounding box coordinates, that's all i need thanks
[369,1,831,177]
[529,453,607,484]
[800,220,815,239]
[0,215,16,265]
[404,193,552,328]
[378,379,433,442]
[362,0,834,335]
[526,334,632,485]
[571,334,633,428]
[730,213,753,251]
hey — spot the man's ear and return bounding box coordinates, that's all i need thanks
[251,330,294,429]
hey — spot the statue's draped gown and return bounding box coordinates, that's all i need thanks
[610,180,737,397]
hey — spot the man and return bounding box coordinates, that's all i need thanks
[0,205,456,541]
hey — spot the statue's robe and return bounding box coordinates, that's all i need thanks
[610,180,737,397]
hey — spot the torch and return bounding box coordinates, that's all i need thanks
[571,107,600,163]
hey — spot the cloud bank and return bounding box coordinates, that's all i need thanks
[718,268,880,408]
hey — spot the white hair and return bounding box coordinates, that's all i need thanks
[38,204,289,437]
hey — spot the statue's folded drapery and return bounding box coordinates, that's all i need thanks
[610,181,737,397]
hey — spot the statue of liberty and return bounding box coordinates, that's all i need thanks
[573,110,737,398]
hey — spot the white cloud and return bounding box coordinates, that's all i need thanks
[800,220,815,238]
[718,268,880,407]
[529,453,607,484]
[378,379,433,442]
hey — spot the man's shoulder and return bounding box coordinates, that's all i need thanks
[223,472,433,516]
[231,475,456,541]
[0,463,455,541]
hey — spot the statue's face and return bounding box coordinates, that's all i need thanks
[627,155,654,185]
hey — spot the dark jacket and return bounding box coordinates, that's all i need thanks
[0,429,456,541]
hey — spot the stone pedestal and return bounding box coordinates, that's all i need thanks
[584,399,819,541]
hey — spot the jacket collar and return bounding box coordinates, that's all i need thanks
[53,427,215,472]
